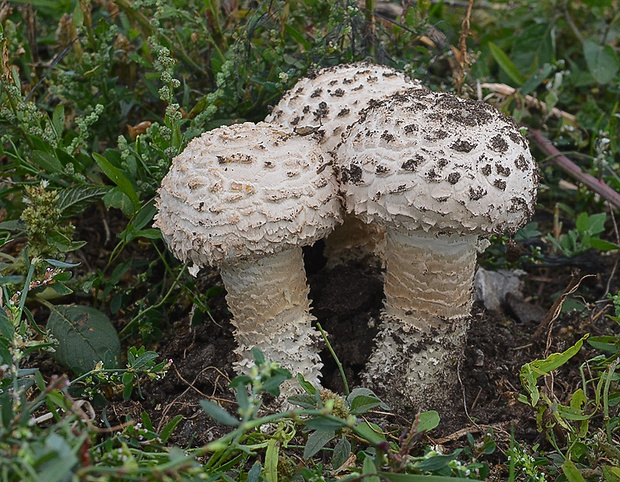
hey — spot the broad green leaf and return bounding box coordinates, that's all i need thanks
[362,457,380,482]
[349,394,383,415]
[332,436,351,469]
[602,465,620,481]
[415,452,458,472]
[563,458,586,482]
[57,185,109,217]
[304,415,347,431]
[588,335,620,354]
[32,150,63,174]
[199,400,239,427]
[51,105,65,139]
[587,213,607,234]
[264,439,279,482]
[92,153,140,210]
[103,188,135,216]
[247,462,262,482]
[354,421,386,445]
[417,410,440,433]
[288,394,318,409]
[584,39,619,85]
[303,429,335,459]
[590,238,620,252]
[489,42,526,86]
[47,305,121,374]
[576,212,590,233]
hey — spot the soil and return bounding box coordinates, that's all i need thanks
[28,208,620,478]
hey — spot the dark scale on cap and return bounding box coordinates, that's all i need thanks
[352,85,364,91]
[496,163,511,176]
[375,165,389,174]
[401,155,424,171]
[493,179,507,191]
[290,116,300,126]
[328,79,338,86]
[310,88,323,98]
[381,130,395,143]
[303,105,311,114]
[426,169,441,182]
[330,88,345,97]
[437,158,449,169]
[489,134,509,153]
[450,139,477,153]
[447,172,461,184]
[337,108,350,117]
[343,77,354,84]
[313,102,329,120]
[469,186,487,200]
[403,124,418,134]
[481,164,492,176]
[341,164,363,184]
[514,155,529,171]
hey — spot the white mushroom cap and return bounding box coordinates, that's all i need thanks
[155,122,342,270]
[337,87,538,236]
[266,62,421,154]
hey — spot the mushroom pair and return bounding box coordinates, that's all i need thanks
[267,63,537,409]
[154,122,342,393]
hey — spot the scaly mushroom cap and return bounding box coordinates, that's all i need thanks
[155,122,342,270]
[266,62,421,154]
[337,87,538,235]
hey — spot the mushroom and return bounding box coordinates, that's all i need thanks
[154,122,342,393]
[336,87,538,410]
[267,62,422,265]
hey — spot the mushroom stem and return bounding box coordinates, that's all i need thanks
[218,247,323,388]
[383,229,479,329]
[364,230,479,411]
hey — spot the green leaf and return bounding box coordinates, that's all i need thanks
[92,152,140,210]
[264,439,279,482]
[589,238,620,252]
[354,421,386,445]
[520,335,587,406]
[102,188,135,216]
[160,415,183,443]
[32,150,63,174]
[415,452,458,472]
[489,42,526,86]
[349,393,383,415]
[602,465,620,481]
[303,429,335,459]
[563,458,586,482]
[584,40,619,85]
[57,185,110,217]
[576,212,590,233]
[247,462,262,482]
[51,105,65,139]
[362,457,380,482]
[304,416,347,432]
[46,305,121,375]
[332,436,351,469]
[199,400,239,426]
[416,411,440,433]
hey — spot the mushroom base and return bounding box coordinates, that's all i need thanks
[384,230,478,330]
[363,313,469,413]
[219,247,323,393]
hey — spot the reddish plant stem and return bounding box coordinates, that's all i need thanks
[528,128,620,210]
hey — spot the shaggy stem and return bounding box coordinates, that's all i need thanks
[219,247,323,389]
[383,229,478,330]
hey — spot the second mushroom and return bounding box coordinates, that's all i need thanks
[155,122,342,394]
[337,87,538,410]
